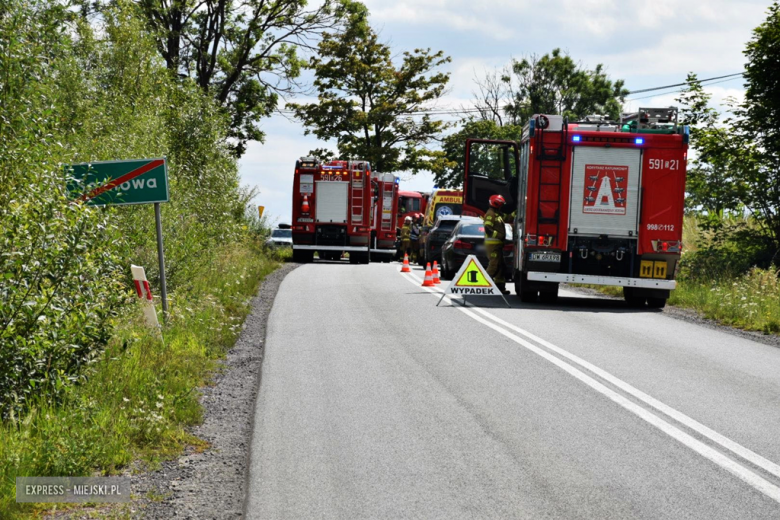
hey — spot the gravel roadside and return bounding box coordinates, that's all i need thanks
[134,262,298,519]
[565,284,780,349]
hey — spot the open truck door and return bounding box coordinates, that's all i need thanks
[462,139,520,217]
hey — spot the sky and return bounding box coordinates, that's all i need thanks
[240,0,773,225]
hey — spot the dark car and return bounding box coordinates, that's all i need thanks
[440,221,514,281]
[421,215,469,265]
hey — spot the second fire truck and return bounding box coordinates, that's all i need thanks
[291,158,374,264]
[461,108,689,308]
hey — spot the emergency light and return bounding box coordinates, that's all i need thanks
[572,135,582,142]
[635,138,645,145]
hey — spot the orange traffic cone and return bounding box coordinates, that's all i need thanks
[432,261,441,284]
[400,253,411,273]
[301,194,310,213]
[422,263,435,287]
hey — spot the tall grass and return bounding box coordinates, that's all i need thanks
[0,240,282,518]
[670,268,780,333]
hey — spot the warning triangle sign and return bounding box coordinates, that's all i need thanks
[437,254,509,307]
[454,258,492,287]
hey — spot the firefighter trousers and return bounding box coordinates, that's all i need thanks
[401,239,411,259]
[485,242,506,284]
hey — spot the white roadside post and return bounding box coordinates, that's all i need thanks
[131,265,160,327]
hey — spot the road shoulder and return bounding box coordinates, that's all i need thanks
[135,262,299,519]
[566,284,780,350]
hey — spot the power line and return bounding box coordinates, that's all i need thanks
[626,76,744,102]
[277,72,746,116]
[626,72,744,96]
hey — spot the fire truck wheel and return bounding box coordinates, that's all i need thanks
[623,287,646,308]
[539,284,559,304]
[293,249,314,263]
[514,271,538,303]
[647,297,667,309]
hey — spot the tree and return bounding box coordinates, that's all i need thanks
[289,17,451,173]
[82,0,360,156]
[431,49,629,188]
[675,74,742,216]
[473,49,629,128]
[676,2,780,261]
[431,119,522,188]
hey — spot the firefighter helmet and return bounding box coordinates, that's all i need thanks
[489,194,506,208]
[405,216,412,223]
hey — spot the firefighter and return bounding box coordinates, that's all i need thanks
[409,214,421,263]
[400,216,412,260]
[484,194,513,295]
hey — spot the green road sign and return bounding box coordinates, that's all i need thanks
[67,158,169,206]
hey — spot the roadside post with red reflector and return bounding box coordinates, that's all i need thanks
[131,265,159,328]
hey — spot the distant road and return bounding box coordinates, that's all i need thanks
[246,261,780,519]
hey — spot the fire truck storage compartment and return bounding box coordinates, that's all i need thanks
[569,147,641,237]
[315,181,348,223]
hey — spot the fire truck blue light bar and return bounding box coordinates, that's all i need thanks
[572,135,581,142]
[635,138,645,145]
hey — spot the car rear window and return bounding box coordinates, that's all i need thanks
[459,223,513,238]
[272,229,292,238]
[460,224,485,236]
[436,220,458,231]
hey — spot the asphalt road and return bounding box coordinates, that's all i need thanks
[246,261,780,519]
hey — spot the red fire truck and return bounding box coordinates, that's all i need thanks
[462,108,689,308]
[370,173,399,261]
[396,190,427,229]
[291,157,373,264]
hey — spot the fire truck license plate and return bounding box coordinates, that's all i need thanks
[530,253,561,262]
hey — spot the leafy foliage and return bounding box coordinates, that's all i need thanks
[431,119,523,188]
[289,15,452,174]
[82,0,361,156]
[0,0,262,419]
[433,49,628,188]
[676,2,780,264]
[472,48,629,127]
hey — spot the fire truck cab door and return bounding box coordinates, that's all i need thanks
[569,147,642,237]
[464,140,519,215]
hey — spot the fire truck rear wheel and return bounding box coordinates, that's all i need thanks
[514,271,538,303]
[293,249,314,263]
[623,287,646,308]
[539,284,559,304]
[647,297,667,309]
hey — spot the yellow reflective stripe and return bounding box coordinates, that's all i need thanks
[485,238,503,244]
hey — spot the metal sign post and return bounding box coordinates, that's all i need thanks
[154,203,168,318]
[67,158,171,321]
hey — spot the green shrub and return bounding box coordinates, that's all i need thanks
[0,1,271,419]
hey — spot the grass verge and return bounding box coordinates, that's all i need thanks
[0,241,288,518]
[573,268,780,335]
[670,269,780,334]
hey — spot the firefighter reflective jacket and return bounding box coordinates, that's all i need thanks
[400,224,411,240]
[484,207,512,245]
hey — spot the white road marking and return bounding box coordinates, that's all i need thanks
[401,270,780,504]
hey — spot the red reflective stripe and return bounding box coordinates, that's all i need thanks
[133,280,143,298]
[79,159,165,202]
[143,280,153,301]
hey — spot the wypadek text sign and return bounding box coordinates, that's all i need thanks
[437,255,509,307]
